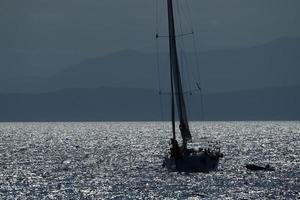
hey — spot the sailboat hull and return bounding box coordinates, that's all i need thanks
[163,151,220,173]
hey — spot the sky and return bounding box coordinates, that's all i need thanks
[1,0,300,76]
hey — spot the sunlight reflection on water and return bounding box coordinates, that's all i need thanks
[0,122,299,199]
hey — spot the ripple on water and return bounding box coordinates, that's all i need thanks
[0,121,299,199]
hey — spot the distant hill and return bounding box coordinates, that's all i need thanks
[0,37,300,93]
[0,86,299,121]
[0,52,84,80]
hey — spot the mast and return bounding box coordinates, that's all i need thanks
[167,0,192,144]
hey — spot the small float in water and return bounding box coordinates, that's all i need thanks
[245,164,275,171]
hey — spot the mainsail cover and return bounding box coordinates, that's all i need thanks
[167,0,192,143]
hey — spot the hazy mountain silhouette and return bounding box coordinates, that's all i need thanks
[0,37,299,93]
[0,86,299,121]
[0,52,84,80]
[49,50,157,90]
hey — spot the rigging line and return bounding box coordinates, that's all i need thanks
[170,53,176,139]
[182,0,194,33]
[179,0,198,87]
[185,0,205,120]
[192,27,205,120]
[156,0,165,36]
[185,0,201,80]
[154,0,164,121]
[175,0,194,118]
[174,1,184,80]
[197,81,205,120]
[184,0,203,85]
[155,0,158,34]
[177,32,194,37]
[174,0,187,112]
[156,36,164,121]
[155,0,164,35]
[156,32,194,38]
[192,35,205,120]
[180,0,203,121]
[157,89,201,96]
[182,6,194,120]
[185,0,201,81]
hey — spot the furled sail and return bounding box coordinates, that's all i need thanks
[167,0,192,143]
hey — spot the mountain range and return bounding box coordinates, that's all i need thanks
[0,37,299,121]
[1,37,300,93]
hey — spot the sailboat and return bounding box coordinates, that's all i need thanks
[162,0,223,173]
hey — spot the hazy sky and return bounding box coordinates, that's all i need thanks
[1,0,300,57]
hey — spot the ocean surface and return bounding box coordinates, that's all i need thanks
[0,122,299,199]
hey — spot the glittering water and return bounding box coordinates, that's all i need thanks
[0,122,299,199]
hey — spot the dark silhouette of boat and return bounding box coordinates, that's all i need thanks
[245,164,275,171]
[160,0,223,173]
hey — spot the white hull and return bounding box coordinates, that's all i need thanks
[163,151,220,173]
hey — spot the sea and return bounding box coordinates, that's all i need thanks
[0,122,299,199]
